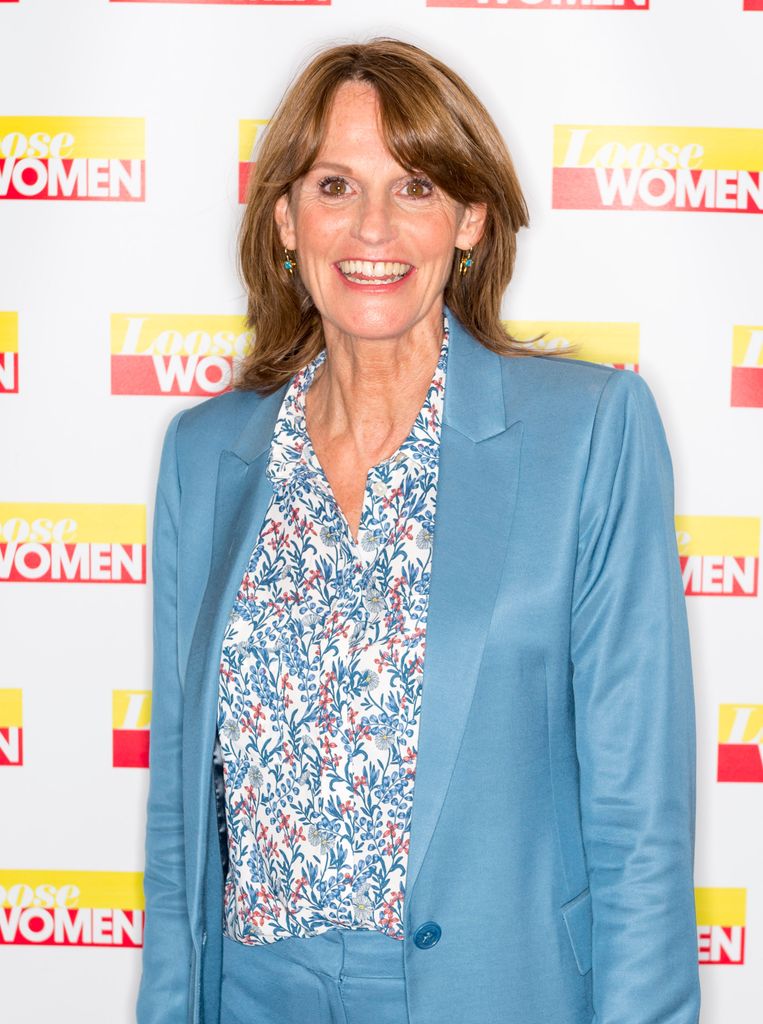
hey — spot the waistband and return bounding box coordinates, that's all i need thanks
[223,926,405,981]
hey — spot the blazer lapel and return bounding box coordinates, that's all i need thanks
[404,312,523,901]
[182,382,288,935]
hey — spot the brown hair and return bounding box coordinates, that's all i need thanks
[236,37,559,395]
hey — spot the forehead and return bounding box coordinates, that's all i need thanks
[313,81,399,169]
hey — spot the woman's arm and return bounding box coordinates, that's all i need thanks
[136,409,194,1024]
[570,370,700,1024]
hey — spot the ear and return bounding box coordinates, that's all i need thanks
[274,192,297,249]
[454,201,488,250]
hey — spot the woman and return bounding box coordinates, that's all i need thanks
[137,38,700,1024]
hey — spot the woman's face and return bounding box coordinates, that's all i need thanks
[274,80,487,343]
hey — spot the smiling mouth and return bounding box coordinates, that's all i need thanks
[337,259,413,284]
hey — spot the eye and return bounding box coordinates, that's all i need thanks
[315,173,434,200]
[317,175,350,197]
[403,176,434,199]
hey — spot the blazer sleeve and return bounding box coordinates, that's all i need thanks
[570,370,700,1024]
[136,409,194,1024]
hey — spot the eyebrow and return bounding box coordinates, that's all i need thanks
[308,161,422,178]
[309,161,356,174]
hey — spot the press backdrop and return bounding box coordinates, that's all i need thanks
[0,1,761,1021]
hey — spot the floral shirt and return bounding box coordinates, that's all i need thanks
[217,312,450,946]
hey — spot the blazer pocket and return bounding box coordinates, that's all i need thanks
[560,887,593,976]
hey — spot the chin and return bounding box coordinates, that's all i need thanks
[319,294,437,341]
[326,311,418,341]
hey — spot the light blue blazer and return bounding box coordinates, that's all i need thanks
[136,305,700,1024]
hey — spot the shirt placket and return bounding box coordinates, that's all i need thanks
[313,461,390,904]
[296,464,355,905]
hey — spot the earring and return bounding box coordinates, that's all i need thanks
[282,247,297,275]
[458,247,474,277]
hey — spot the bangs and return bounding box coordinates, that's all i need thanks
[281,67,486,208]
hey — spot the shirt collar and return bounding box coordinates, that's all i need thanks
[266,310,450,494]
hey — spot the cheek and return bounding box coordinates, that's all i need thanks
[408,211,459,257]
[294,205,345,250]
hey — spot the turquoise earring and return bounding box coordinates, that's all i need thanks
[283,247,297,275]
[458,247,474,276]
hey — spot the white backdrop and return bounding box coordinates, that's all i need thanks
[1,1,761,1021]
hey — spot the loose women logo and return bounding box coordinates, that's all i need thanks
[0,312,18,393]
[111,314,252,395]
[0,871,143,947]
[731,326,763,407]
[0,690,22,767]
[553,126,763,213]
[0,117,145,201]
[695,889,746,965]
[675,516,759,597]
[113,691,151,768]
[505,320,639,370]
[238,119,268,203]
[0,504,146,583]
[428,0,646,7]
[717,705,763,782]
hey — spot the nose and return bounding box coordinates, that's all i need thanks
[350,190,398,246]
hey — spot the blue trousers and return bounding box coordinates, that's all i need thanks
[220,927,410,1024]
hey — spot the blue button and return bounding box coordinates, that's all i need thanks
[413,921,442,949]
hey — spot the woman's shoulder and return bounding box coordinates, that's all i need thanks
[506,350,618,394]
[504,350,656,416]
[501,352,666,458]
[159,385,285,484]
[176,386,269,438]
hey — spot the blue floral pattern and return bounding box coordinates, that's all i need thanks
[217,312,450,945]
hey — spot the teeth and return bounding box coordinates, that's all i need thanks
[337,260,412,281]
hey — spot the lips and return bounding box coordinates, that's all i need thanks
[336,259,413,284]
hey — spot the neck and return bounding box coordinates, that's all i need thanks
[305,303,445,464]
